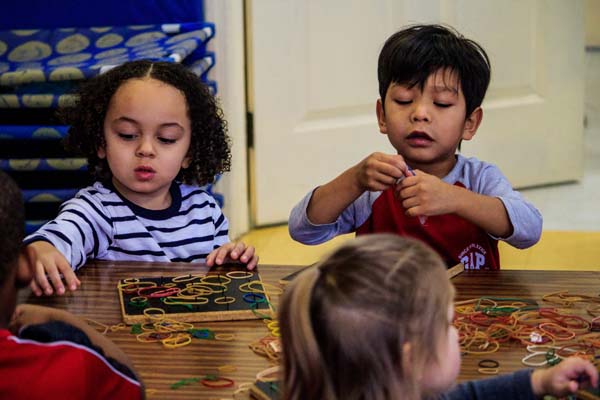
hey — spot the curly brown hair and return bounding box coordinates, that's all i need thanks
[61,60,231,185]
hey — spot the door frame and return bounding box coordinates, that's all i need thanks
[204,0,250,238]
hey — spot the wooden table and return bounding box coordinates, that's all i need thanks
[18,263,600,399]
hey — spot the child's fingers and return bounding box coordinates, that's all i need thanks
[58,262,79,292]
[29,279,43,297]
[245,254,259,270]
[377,157,407,182]
[361,153,406,186]
[577,359,599,388]
[379,153,407,172]
[229,242,247,260]
[205,248,219,266]
[46,266,66,296]
[239,245,255,264]
[34,262,54,296]
[214,245,233,265]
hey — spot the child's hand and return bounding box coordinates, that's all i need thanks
[531,357,599,397]
[24,241,80,296]
[9,304,62,334]
[353,152,409,192]
[395,170,459,217]
[206,242,259,270]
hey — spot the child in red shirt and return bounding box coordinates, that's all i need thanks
[0,170,143,399]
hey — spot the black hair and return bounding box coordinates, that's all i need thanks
[378,24,491,118]
[0,171,25,283]
[61,60,231,185]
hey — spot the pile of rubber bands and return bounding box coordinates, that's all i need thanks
[454,291,600,370]
[249,319,281,363]
[84,272,286,396]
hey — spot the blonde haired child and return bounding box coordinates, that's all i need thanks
[279,234,597,399]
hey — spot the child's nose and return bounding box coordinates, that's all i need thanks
[411,101,431,122]
[136,138,155,157]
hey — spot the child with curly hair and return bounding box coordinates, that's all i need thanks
[23,60,257,296]
[279,234,597,400]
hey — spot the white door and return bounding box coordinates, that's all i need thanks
[248,0,584,226]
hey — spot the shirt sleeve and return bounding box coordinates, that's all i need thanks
[19,321,138,381]
[23,189,113,270]
[288,188,377,244]
[469,162,543,249]
[439,369,536,400]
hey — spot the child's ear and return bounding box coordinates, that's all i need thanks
[462,107,483,141]
[376,98,388,134]
[97,146,106,159]
[181,155,191,169]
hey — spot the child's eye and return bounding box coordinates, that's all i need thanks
[117,133,136,140]
[434,102,452,108]
[158,137,177,144]
[394,99,412,105]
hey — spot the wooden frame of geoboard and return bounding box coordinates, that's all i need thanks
[117,264,274,324]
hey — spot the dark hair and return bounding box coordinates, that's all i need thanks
[279,234,453,400]
[378,24,490,118]
[0,171,25,283]
[61,60,231,185]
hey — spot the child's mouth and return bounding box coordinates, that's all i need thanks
[406,131,433,146]
[134,166,156,180]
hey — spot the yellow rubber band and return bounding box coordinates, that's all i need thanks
[218,364,237,373]
[200,275,232,286]
[163,296,209,305]
[143,307,166,322]
[269,327,280,337]
[256,365,279,382]
[110,323,127,332]
[239,280,283,295]
[478,367,499,375]
[118,281,157,293]
[226,270,254,279]
[214,296,236,305]
[215,333,235,341]
[171,273,202,283]
[162,333,192,348]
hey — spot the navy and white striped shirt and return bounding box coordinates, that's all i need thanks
[24,181,230,270]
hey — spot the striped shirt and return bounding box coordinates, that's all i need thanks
[24,181,230,270]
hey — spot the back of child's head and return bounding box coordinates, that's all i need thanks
[0,171,24,283]
[279,234,454,400]
[378,24,490,118]
[62,60,231,185]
